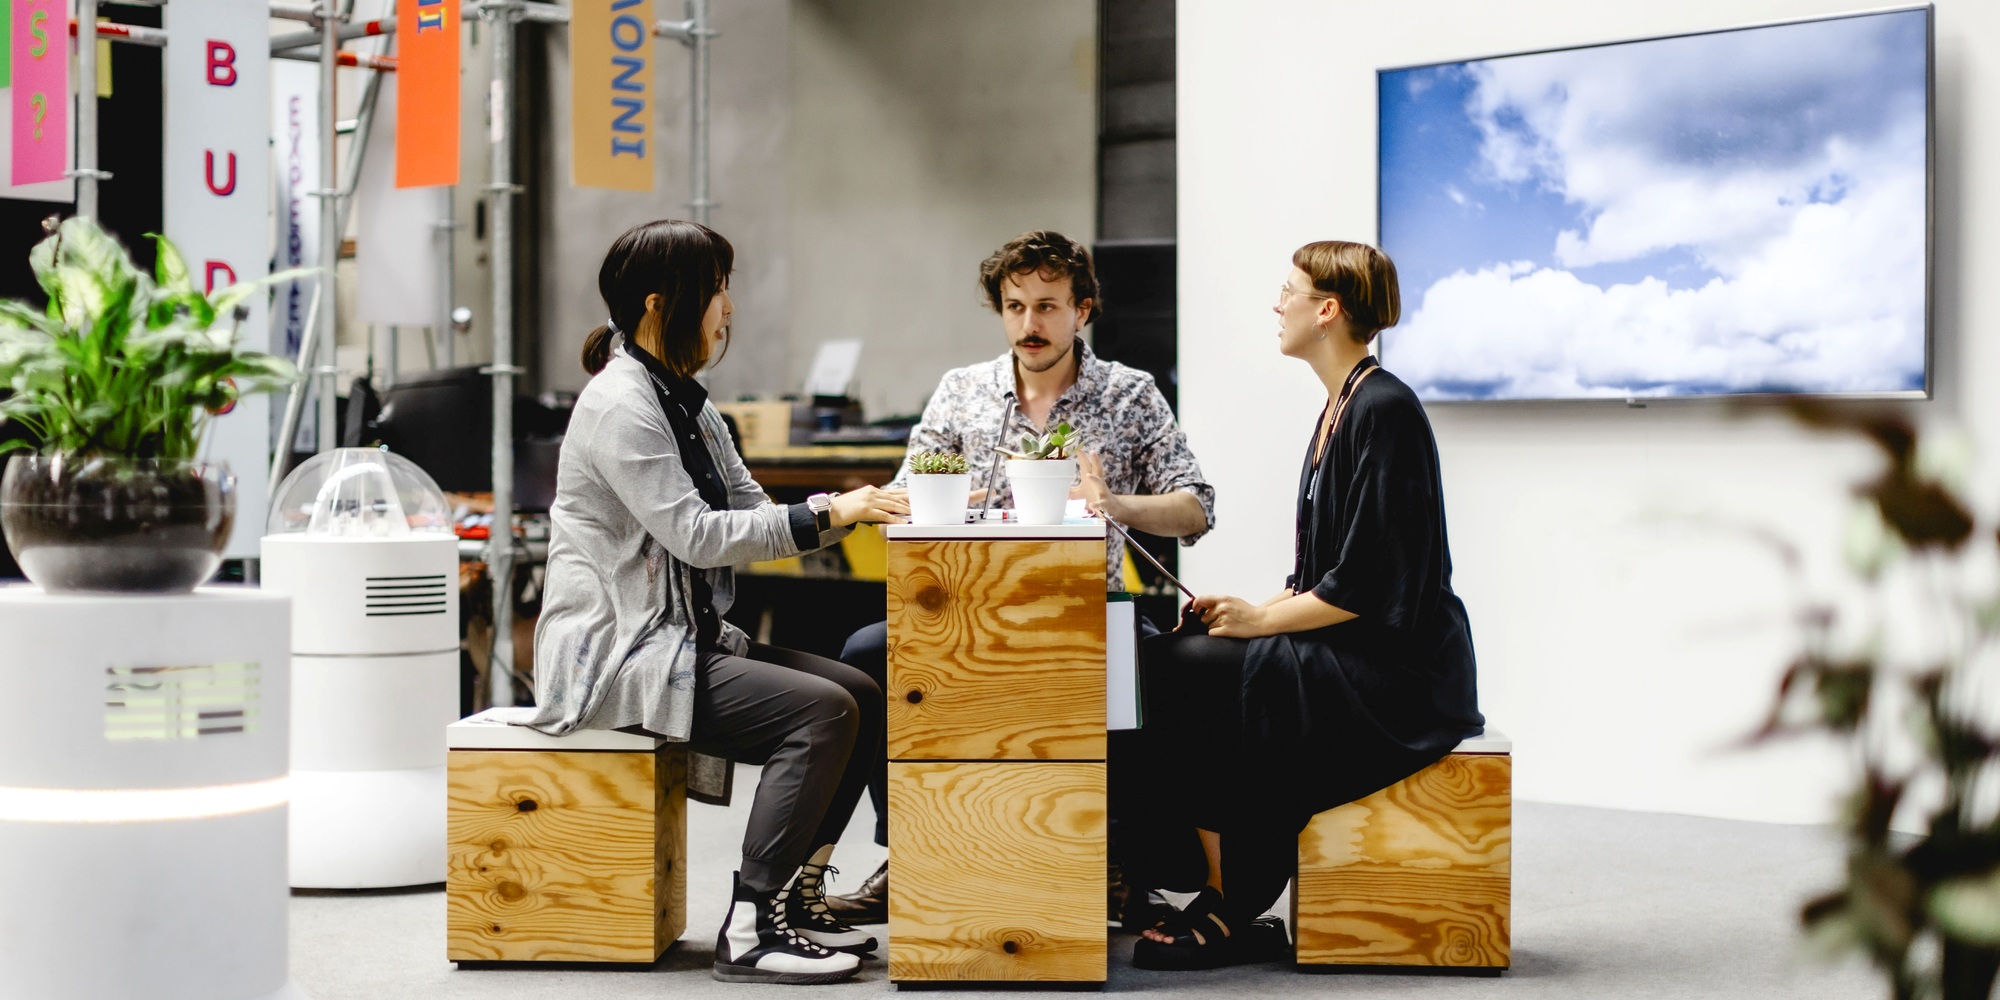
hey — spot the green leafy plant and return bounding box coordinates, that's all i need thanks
[1750,400,2000,1000]
[0,216,300,461]
[907,450,970,475]
[997,420,1078,460]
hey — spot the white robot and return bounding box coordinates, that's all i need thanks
[262,448,460,888]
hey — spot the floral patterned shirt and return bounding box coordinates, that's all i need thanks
[891,341,1215,586]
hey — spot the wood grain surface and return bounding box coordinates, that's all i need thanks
[1294,753,1511,968]
[886,539,1106,760]
[447,748,685,963]
[888,761,1106,982]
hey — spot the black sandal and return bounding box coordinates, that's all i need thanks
[1130,889,1290,971]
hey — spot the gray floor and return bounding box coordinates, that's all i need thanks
[292,764,1884,999]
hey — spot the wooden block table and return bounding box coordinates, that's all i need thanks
[1294,729,1512,972]
[882,520,1108,985]
[446,712,686,964]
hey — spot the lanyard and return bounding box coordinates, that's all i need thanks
[1304,355,1379,512]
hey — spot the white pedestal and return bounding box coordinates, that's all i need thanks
[262,535,460,888]
[0,584,307,1000]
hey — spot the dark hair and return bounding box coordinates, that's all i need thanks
[977,230,1101,324]
[1292,240,1401,344]
[580,220,735,376]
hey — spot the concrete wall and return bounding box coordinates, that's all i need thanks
[531,0,794,397]
[1178,0,1999,825]
[524,1,1097,419]
[788,0,1098,419]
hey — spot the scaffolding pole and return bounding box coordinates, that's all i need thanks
[73,0,104,219]
[484,0,521,708]
[685,0,712,223]
[315,1,341,455]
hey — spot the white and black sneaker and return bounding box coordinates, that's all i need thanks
[713,871,862,985]
[790,854,879,956]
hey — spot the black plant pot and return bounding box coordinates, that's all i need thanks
[0,454,235,594]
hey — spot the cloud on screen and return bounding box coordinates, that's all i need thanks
[1384,11,1928,400]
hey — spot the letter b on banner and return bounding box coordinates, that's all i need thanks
[571,0,654,191]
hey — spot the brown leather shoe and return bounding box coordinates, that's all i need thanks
[825,859,888,925]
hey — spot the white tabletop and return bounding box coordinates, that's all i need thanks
[883,517,1108,540]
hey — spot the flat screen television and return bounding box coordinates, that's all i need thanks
[1376,6,1932,402]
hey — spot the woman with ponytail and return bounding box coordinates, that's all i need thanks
[530,220,907,985]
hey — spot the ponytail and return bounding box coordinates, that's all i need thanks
[581,324,614,375]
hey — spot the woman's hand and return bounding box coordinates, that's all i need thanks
[829,486,909,527]
[1188,594,1272,638]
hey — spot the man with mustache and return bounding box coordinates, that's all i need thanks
[823,229,1216,925]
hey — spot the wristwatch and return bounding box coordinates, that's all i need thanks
[806,492,838,533]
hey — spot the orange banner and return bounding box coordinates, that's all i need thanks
[395,0,458,187]
[571,0,654,192]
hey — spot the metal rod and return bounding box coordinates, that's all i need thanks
[686,0,713,222]
[271,16,390,54]
[338,63,387,204]
[316,0,340,454]
[271,282,324,495]
[485,0,518,709]
[270,2,319,23]
[277,48,396,71]
[74,0,99,219]
[438,189,456,367]
[66,19,168,47]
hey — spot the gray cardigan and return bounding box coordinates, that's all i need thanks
[494,344,849,799]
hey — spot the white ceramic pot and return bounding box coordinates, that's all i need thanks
[906,473,972,526]
[1007,458,1077,525]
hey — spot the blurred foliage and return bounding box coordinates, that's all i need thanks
[1754,400,2000,1000]
[0,216,300,461]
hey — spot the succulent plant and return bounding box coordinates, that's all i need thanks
[996,421,1078,461]
[907,450,970,476]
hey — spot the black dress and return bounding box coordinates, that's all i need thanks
[1111,363,1484,910]
[1242,363,1484,825]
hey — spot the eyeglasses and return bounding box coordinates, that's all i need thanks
[1278,283,1334,305]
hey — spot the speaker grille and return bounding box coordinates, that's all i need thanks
[364,574,450,617]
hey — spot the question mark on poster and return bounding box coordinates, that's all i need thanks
[28,94,44,139]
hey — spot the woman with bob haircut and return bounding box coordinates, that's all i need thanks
[1122,240,1484,970]
[528,219,908,985]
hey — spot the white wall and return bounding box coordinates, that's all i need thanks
[790,0,1097,419]
[1179,0,2000,825]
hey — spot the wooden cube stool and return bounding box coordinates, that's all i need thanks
[1294,729,1511,972]
[445,711,686,964]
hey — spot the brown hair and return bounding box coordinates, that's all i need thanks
[1292,241,1400,343]
[977,230,1101,324]
[580,220,735,376]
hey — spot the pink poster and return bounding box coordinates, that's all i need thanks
[11,0,66,186]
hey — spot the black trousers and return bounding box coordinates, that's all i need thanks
[837,621,893,847]
[1113,631,1304,920]
[685,642,883,892]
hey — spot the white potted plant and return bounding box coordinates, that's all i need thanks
[905,450,972,525]
[1000,421,1078,526]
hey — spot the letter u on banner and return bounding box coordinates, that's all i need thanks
[397,0,459,187]
[572,0,654,192]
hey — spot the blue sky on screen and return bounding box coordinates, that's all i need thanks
[1378,9,1929,400]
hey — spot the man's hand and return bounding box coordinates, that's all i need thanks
[829,486,910,527]
[1188,594,1272,638]
[1073,451,1119,520]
